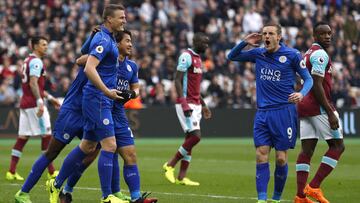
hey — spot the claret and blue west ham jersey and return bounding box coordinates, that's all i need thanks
[298,43,335,117]
[113,57,139,147]
[20,54,46,109]
[177,48,203,105]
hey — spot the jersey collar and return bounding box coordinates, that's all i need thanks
[312,42,323,49]
[187,48,200,56]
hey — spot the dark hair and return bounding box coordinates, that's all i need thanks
[193,32,208,43]
[263,22,282,35]
[114,29,132,42]
[30,36,48,48]
[313,21,330,32]
[102,4,125,21]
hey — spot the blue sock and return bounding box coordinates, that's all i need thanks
[22,154,51,193]
[98,150,114,198]
[256,162,270,201]
[272,164,288,201]
[64,162,87,193]
[54,146,86,189]
[124,165,141,200]
[112,153,120,193]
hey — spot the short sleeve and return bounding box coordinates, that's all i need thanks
[309,49,329,77]
[29,58,43,77]
[130,63,139,84]
[177,52,192,72]
[89,33,111,62]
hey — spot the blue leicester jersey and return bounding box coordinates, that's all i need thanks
[83,25,119,96]
[227,42,312,109]
[60,33,95,112]
[113,58,139,118]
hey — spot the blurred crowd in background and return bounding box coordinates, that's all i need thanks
[0,0,359,108]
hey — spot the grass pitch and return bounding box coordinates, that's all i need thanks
[0,138,359,203]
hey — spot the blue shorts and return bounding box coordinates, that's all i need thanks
[253,104,297,151]
[82,94,115,142]
[53,109,84,144]
[113,110,134,147]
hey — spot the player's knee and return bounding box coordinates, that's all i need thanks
[275,157,287,166]
[256,151,269,163]
[79,142,97,154]
[124,151,137,165]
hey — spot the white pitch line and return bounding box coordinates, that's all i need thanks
[5,183,292,202]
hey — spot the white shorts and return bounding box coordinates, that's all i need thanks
[175,103,202,133]
[300,111,343,140]
[18,106,52,136]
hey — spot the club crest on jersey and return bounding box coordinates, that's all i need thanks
[103,118,110,125]
[279,56,287,63]
[96,45,104,53]
[193,67,202,74]
[300,60,306,69]
[127,64,132,72]
[63,133,70,140]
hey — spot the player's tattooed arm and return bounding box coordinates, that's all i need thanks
[29,76,44,117]
[44,91,61,110]
[76,54,89,66]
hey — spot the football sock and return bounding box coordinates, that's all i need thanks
[64,162,87,193]
[111,153,120,193]
[9,138,28,173]
[296,152,311,198]
[256,162,270,201]
[310,148,342,188]
[98,150,114,198]
[178,150,192,180]
[54,146,86,189]
[21,154,50,193]
[168,135,200,167]
[272,163,288,201]
[41,136,55,174]
[124,165,141,200]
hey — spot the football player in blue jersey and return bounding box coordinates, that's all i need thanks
[14,27,110,203]
[46,4,128,203]
[227,23,313,203]
[76,30,157,203]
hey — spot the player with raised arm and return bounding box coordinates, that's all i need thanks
[6,36,60,182]
[295,22,345,203]
[46,4,128,203]
[163,33,212,186]
[227,23,313,203]
[77,30,158,203]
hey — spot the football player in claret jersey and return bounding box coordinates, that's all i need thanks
[163,32,212,186]
[227,23,313,203]
[295,22,345,203]
[77,30,157,203]
[7,36,61,182]
[47,4,128,203]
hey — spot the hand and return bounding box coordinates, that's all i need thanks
[36,103,44,117]
[328,111,339,130]
[91,25,101,36]
[105,89,123,102]
[288,92,303,103]
[244,33,262,47]
[50,98,61,110]
[176,97,192,117]
[202,106,212,119]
